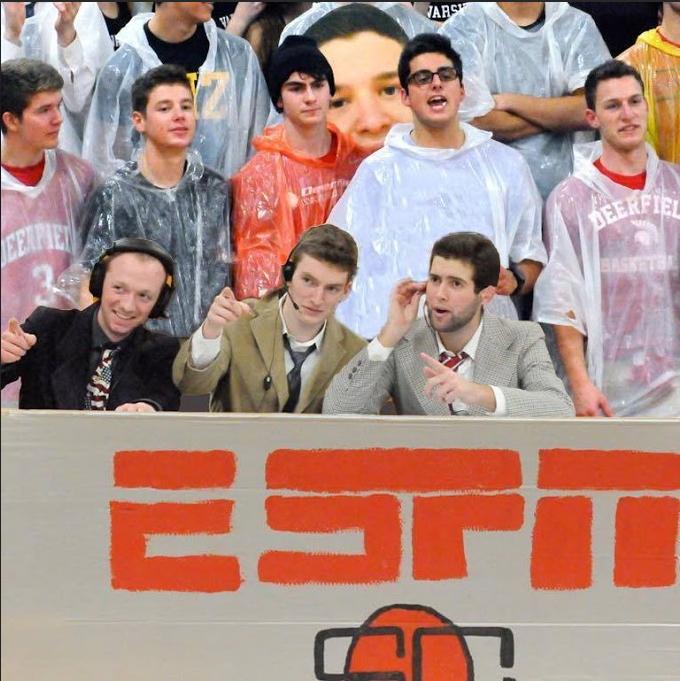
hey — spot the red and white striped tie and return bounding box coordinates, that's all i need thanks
[438,351,468,372]
[438,351,468,415]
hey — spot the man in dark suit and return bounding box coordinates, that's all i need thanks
[0,238,180,411]
[324,231,574,417]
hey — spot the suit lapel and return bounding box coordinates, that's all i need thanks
[407,321,450,417]
[296,317,347,413]
[50,307,95,409]
[250,299,288,408]
[472,316,513,388]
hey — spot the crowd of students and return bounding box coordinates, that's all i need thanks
[1,2,678,418]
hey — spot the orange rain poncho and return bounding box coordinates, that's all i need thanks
[231,123,365,300]
[621,28,680,163]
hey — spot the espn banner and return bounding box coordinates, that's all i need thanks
[2,411,678,680]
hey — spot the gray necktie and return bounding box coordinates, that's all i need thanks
[282,335,316,413]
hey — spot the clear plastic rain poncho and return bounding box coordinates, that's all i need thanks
[279,2,436,43]
[0,2,113,154]
[78,150,231,339]
[328,122,546,338]
[439,2,610,200]
[621,28,680,164]
[231,123,365,300]
[81,14,269,178]
[1,149,97,406]
[533,143,680,417]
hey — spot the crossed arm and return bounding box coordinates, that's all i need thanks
[473,89,590,142]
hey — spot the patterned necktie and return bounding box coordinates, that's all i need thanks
[282,335,316,413]
[439,351,468,415]
[439,351,468,372]
[85,348,116,411]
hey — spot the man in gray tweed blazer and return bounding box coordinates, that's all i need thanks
[323,232,574,417]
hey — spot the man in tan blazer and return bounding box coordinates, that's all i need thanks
[173,224,366,413]
[323,232,574,417]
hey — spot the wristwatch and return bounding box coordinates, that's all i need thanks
[507,262,525,296]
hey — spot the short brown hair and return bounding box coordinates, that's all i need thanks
[289,223,359,281]
[584,60,644,110]
[430,232,500,292]
[131,64,193,115]
[1,58,63,134]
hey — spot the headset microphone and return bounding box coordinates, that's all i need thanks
[285,285,300,311]
[281,259,300,310]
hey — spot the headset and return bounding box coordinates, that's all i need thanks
[264,225,351,396]
[281,242,301,311]
[89,237,176,319]
[260,238,310,396]
[259,242,301,395]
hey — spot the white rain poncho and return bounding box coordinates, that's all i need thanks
[328,122,546,338]
[78,150,231,339]
[1,149,97,406]
[279,2,436,43]
[81,14,269,178]
[439,2,610,199]
[1,2,113,154]
[534,143,680,417]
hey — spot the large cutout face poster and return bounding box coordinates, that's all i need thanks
[305,5,413,152]
[2,412,679,680]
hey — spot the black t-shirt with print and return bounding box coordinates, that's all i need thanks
[143,20,210,74]
[427,2,467,23]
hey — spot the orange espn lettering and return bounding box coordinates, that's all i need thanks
[108,447,679,593]
[110,450,241,592]
[114,449,236,489]
[536,449,680,589]
[258,494,401,584]
[412,494,524,580]
[266,447,522,492]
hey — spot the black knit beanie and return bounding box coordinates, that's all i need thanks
[267,35,336,112]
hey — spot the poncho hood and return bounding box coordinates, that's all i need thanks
[252,123,360,169]
[384,122,493,162]
[117,13,220,72]
[636,27,680,57]
[571,141,661,197]
[479,1,569,36]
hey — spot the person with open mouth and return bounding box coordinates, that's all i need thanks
[328,32,546,340]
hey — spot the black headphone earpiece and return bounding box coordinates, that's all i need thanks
[281,243,300,310]
[281,260,295,284]
[89,237,176,319]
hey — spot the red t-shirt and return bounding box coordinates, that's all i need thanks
[1,156,46,187]
[593,158,646,190]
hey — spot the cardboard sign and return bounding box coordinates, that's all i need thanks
[2,411,678,680]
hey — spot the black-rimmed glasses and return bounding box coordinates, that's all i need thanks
[407,66,458,87]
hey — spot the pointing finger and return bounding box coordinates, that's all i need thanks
[420,352,446,372]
